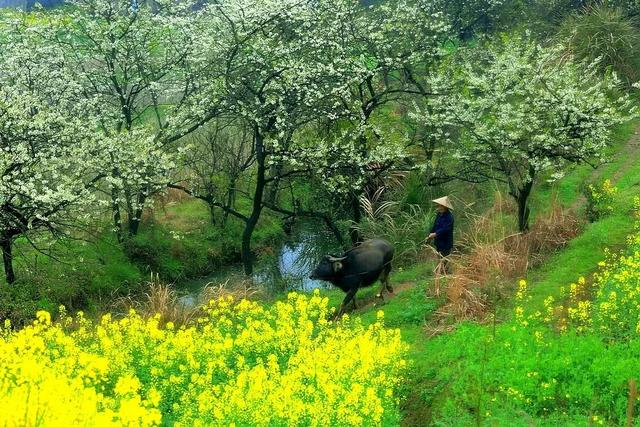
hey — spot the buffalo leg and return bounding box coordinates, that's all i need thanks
[337,288,358,317]
[377,279,387,299]
[382,263,393,293]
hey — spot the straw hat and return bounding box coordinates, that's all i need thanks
[432,196,453,210]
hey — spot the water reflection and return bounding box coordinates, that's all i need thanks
[178,220,342,306]
[254,224,341,292]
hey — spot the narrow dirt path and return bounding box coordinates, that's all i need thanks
[571,126,640,211]
[612,127,640,182]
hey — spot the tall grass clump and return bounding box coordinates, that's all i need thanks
[558,3,640,87]
[112,274,261,328]
[355,192,434,267]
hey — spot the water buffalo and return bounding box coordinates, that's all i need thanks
[309,238,394,316]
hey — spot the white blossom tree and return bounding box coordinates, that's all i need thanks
[170,0,450,274]
[414,36,637,231]
[298,0,449,243]
[50,0,216,240]
[168,0,366,274]
[100,130,179,237]
[0,22,103,284]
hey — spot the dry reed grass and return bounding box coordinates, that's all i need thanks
[111,273,262,328]
[425,195,582,335]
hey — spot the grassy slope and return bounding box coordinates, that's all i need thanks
[526,120,639,308]
[309,120,640,425]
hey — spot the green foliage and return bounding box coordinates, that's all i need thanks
[0,234,143,326]
[0,282,46,328]
[400,173,436,208]
[434,0,527,39]
[0,272,90,328]
[251,216,286,247]
[125,226,229,282]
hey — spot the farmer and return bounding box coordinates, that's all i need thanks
[426,196,454,272]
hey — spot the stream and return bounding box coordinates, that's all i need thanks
[177,221,343,306]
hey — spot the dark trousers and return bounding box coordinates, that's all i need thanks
[438,247,452,257]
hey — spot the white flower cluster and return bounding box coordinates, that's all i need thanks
[0,23,102,236]
[412,35,636,190]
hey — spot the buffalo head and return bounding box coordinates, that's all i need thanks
[309,255,346,280]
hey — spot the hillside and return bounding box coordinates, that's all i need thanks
[1,127,638,426]
[313,122,640,425]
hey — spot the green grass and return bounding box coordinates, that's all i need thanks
[305,120,640,426]
[0,195,285,325]
[317,263,436,320]
[524,120,640,309]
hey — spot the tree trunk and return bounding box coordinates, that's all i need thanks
[222,179,237,227]
[1,238,15,285]
[111,187,123,243]
[242,129,267,276]
[128,192,147,237]
[349,194,363,245]
[267,164,282,205]
[209,202,218,226]
[516,194,530,233]
[515,177,534,233]
[128,208,143,236]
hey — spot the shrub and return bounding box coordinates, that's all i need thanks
[0,270,90,328]
[111,274,263,328]
[124,225,230,282]
[584,179,618,222]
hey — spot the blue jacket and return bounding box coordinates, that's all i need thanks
[431,211,454,254]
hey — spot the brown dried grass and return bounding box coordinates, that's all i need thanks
[112,273,262,328]
[425,195,582,335]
